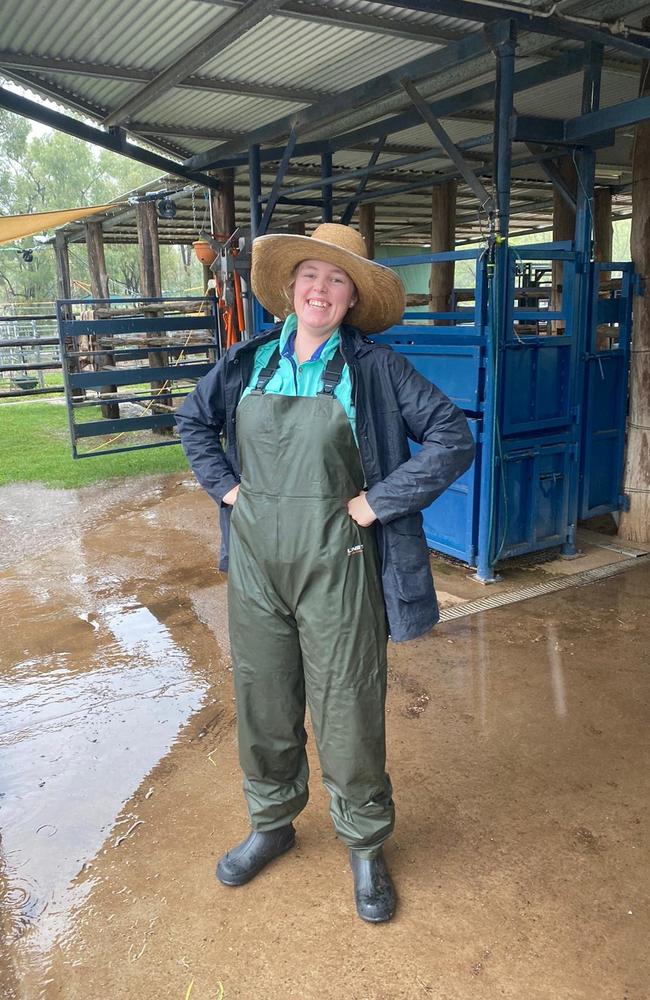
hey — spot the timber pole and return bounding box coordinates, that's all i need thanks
[428,178,457,324]
[136,200,172,433]
[359,203,376,260]
[213,169,236,238]
[619,20,650,542]
[593,186,613,281]
[593,186,614,351]
[55,230,83,401]
[552,157,577,318]
[85,220,119,419]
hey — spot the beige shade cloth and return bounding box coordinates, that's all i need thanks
[0,203,121,245]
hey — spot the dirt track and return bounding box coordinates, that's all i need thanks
[1,474,648,999]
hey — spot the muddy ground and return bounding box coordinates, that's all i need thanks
[1,473,648,999]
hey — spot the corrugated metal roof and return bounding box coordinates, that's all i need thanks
[0,0,229,72]
[142,87,303,131]
[201,14,440,90]
[1,0,647,245]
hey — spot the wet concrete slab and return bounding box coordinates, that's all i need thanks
[1,476,648,999]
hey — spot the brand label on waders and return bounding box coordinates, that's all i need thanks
[347,544,364,556]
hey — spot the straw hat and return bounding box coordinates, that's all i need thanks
[251,223,405,333]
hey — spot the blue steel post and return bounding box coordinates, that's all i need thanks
[321,151,333,222]
[248,143,262,240]
[476,22,516,583]
[562,42,602,556]
[248,143,262,336]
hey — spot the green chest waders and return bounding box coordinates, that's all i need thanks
[227,348,394,857]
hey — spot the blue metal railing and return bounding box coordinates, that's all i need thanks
[57,296,219,458]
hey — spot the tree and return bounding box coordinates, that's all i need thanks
[0,106,203,304]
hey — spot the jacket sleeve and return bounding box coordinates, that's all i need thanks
[174,354,240,506]
[365,350,476,524]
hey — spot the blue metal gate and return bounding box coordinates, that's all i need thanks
[58,296,219,457]
[372,245,635,579]
[578,262,634,519]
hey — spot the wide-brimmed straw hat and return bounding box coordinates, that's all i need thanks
[251,222,405,333]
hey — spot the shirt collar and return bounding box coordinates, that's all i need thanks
[279,313,341,363]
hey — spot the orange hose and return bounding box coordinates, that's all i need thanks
[233,270,245,336]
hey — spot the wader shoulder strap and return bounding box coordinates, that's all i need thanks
[251,345,281,394]
[318,349,346,396]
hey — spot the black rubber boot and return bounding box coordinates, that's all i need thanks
[349,848,396,923]
[216,824,296,886]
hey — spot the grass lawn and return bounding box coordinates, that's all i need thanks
[1,403,189,488]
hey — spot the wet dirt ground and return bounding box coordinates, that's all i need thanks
[1,473,648,1000]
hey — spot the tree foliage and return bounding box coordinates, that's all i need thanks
[0,108,202,304]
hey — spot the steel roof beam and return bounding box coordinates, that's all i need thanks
[184,0,650,65]
[196,45,585,170]
[523,142,578,210]
[400,75,494,211]
[340,137,388,226]
[258,125,298,235]
[184,24,499,170]
[0,87,220,188]
[511,100,646,143]
[3,68,200,161]
[325,45,585,153]
[310,29,571,143]
[384,1,650,60]
[566,94,650,140]
[103,0,287,127]
[129,122,241,142]
[192,0,464,43]
[0,51,325,105]
[266,133,492,200]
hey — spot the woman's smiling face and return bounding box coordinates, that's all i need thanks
[293,259,357,336]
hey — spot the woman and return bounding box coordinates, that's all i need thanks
[176,224,474,923]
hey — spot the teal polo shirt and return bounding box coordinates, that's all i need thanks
[240,314,356,439]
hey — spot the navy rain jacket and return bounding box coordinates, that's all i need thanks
[175,323,475,642]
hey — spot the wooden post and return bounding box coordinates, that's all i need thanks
[429,179,457,325]
[593,186,613,281]
[619,27,650,542]
[55,230,84,400]
[593,186,615,350]
[552,158,577,320]
[136,201,171,433]
[136,201,162,297]
[212,170,236,238]
[359,203,376,260]
[287,221,305,235]
[54,230,72,302]
[86,220,118,419]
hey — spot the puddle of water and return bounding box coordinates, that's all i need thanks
[0,592,208,955]
[0,475,194,572]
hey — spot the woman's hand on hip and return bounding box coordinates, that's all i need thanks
[347,492,377,527]
[223,484,240,506]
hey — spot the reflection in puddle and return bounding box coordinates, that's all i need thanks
[547,622,568,718]
[0,594,208,954]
